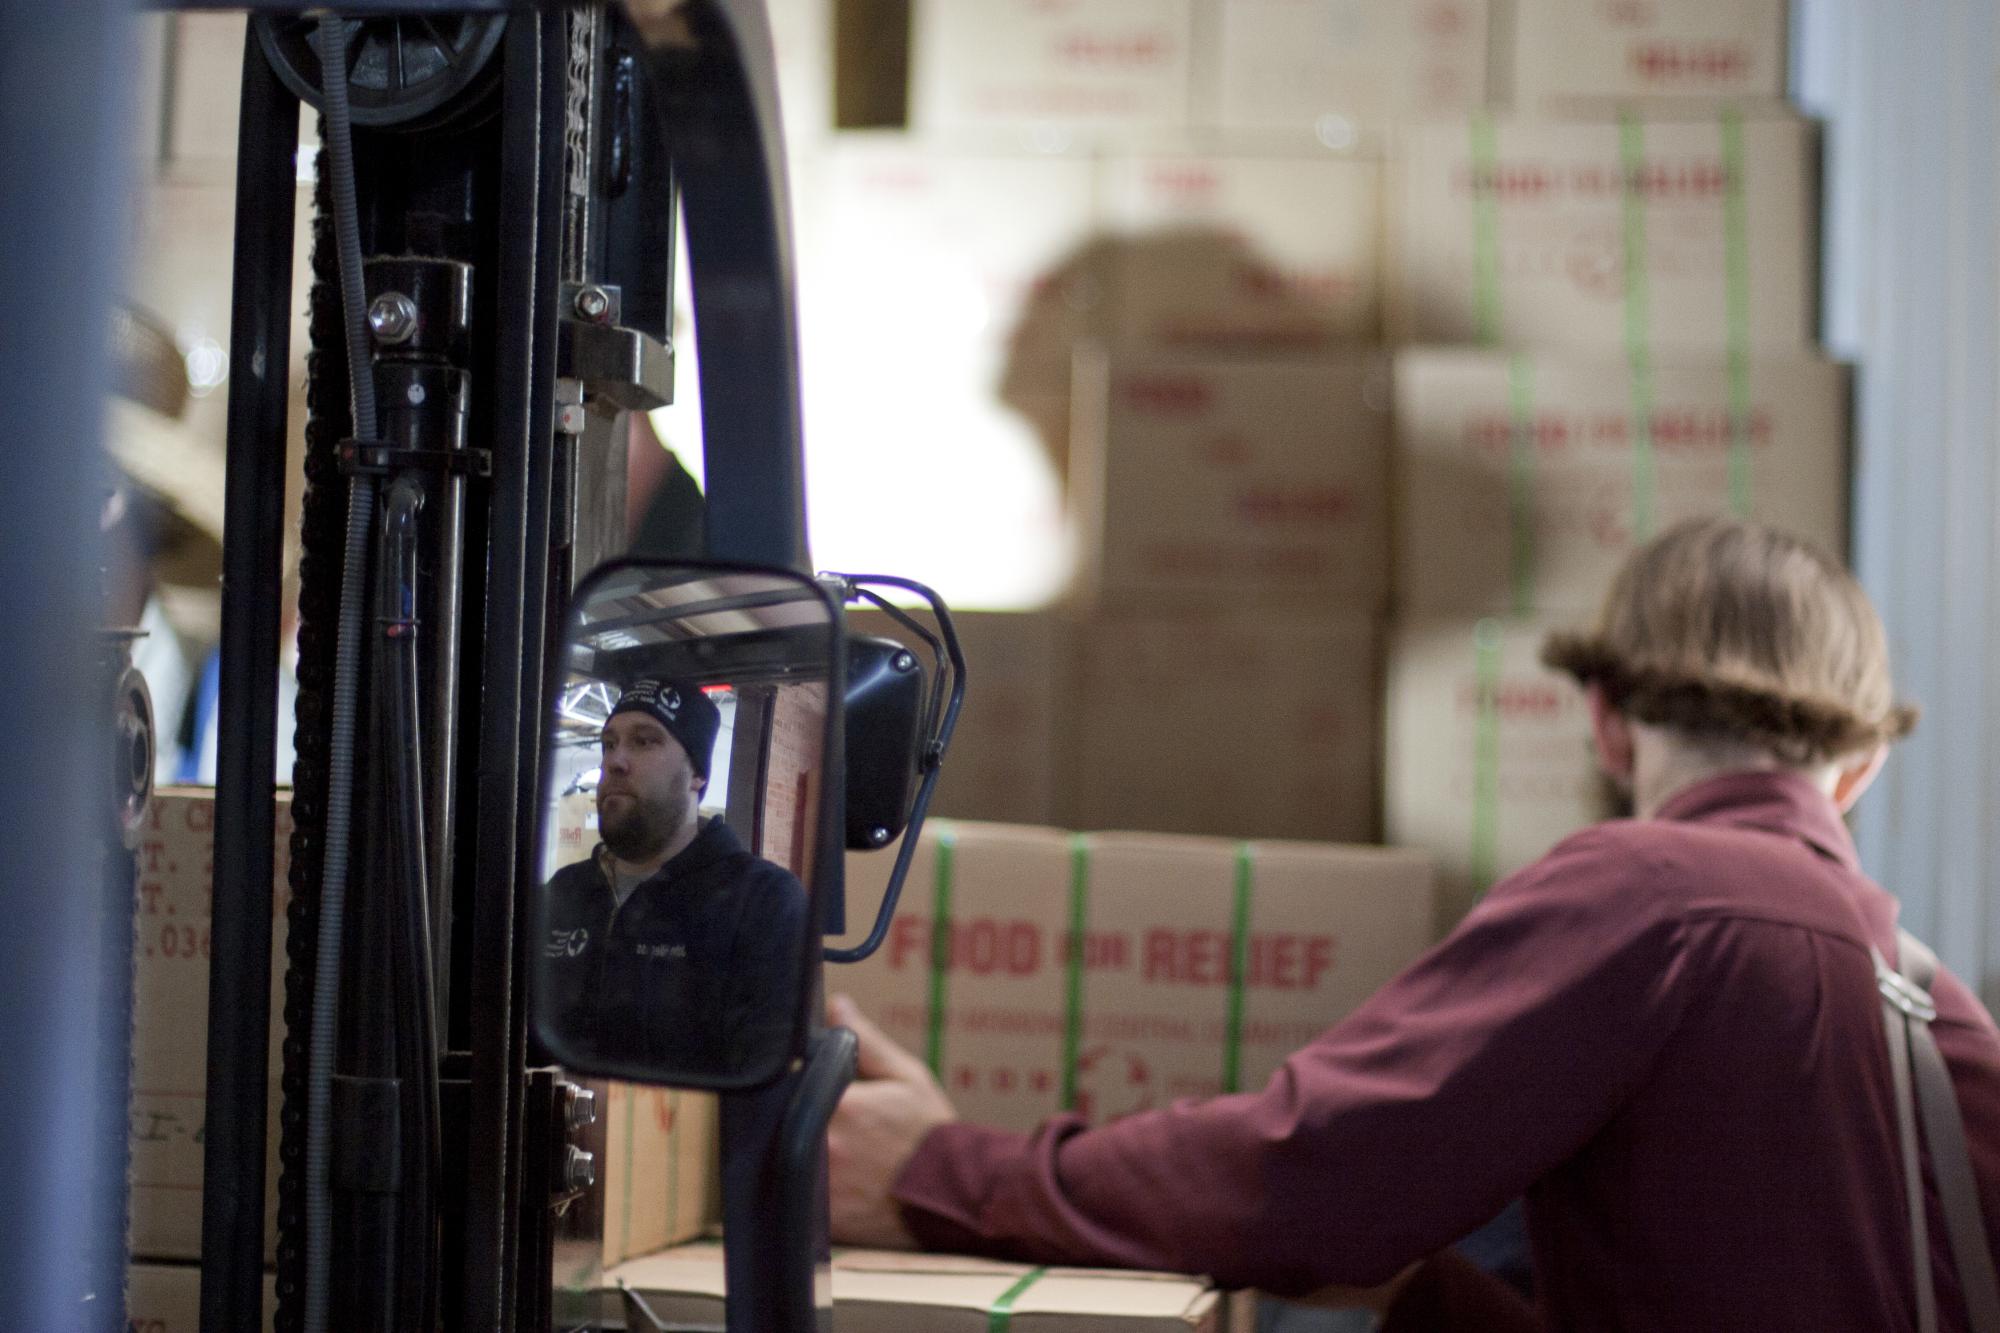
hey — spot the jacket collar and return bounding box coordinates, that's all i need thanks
[1653,769,1861,874]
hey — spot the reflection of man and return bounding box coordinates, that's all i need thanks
[541,677,807,1080]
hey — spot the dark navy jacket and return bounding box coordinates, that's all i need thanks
[541,816,806,1080]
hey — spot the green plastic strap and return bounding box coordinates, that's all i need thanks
[925,826,957,1078]
[665,1090,681,1244]
[1618,112,1658,542]
[987,1267,1049,1332]
[1469,619,1504,897]
[1720,107,1754,516]
[1507,355,1538,616]
[1221,844,1254,1095]
[619,1085,637,1258]
[1469,112,1504,345]
[1060,836,1091,1112]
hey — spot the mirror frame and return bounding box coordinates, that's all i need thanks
[530,556,846,1092]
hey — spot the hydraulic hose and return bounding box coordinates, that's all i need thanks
[379,480,440,1332]
[305,16,380,1333]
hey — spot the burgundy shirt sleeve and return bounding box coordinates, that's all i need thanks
[891,826,1693,1296]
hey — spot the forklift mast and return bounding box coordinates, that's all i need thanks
[174,3,820,1330]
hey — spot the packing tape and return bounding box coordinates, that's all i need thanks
[1618,111,1658,543]
[1507,355,1538,615]
[1060,835,1091,1113]
[1469,619,1505,897]
[1469,112,1504,345]
[986,1267,1049,1332]
[1221,844,1255,1095]
[1721,107,1755,516]
[925,825,958,1078]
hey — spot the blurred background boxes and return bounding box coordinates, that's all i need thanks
[1393,350,1850,614]
[1067,611,1381,844]
[909,0,1198,139]
[1071,350,1392,613]
[1387,114,1817,354]
[1207,0,1493,148]
[1383,615,1615,933]
[1504,0,1791,114]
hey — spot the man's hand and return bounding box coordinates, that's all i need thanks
[826,993,957,1249]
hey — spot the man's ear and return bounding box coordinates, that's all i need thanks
[1833,744,1888,814]
[1586,684,1635,789]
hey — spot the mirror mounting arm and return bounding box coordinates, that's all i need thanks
[821,574,966,965]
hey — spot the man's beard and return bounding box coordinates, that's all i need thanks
[599,787,691,864]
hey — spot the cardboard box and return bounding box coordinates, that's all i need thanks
[1506,0,1790,114]
[1071,352,1391,613]
[1096,153,1382,344]
[910,0,1196,138]
[1209,0,1492,147]
[1384,614,1616,933]
[608,1240,1224,1331]
[599,1082,719,1267]
[833,822,1434,1132]
[848,608,1069,828]
[1068,611,1382,843]
[130,787,290,1262]
[1388,114,1817,354]
[1393,349,1850,613]
[126,1261,276,1331]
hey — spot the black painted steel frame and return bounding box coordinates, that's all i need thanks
[202,31,300,1333]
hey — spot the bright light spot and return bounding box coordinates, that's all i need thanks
[1315,114,1358,151]
[182,336,227,396]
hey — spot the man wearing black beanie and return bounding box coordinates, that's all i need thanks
[539,678,806,1081]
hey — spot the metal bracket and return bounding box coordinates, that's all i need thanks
[337,439,494,479]
[556,317,674,411]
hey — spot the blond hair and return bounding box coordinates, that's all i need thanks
[1543,518,1918,765]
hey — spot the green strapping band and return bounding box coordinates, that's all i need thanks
[1720,107,1754,516]
[665,1090,681,1242]
[1060,835,1091,1112]
[1469,112,1504,345]
[1469,620,1504,897]
[1506,355,1538,616]
[987,1267,1049,1332]
[1221,844,1254,1095]
[1618,112,1658,542]
[925,826,957,1078]
[619,1085,637,1258]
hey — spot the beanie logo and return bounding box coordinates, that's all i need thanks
[660,686,681,718]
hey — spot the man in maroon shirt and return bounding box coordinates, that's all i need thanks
[825,518,2000,1330]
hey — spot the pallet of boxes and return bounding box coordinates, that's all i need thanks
[769,1,1473,1326]
[1385,0,1840,933]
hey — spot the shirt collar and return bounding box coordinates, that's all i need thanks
[1653,769,1861,872]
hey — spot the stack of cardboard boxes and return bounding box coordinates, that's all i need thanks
[826,0,1845,937]
[1382,0,1847,930]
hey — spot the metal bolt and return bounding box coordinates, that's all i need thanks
[563,1145,596,1194]
[869,826,892,847]
[572,285,612,321]
[562,1084,597,1131]
[892,652,916,673]
[405,382,426,406]
[556,402,588,435]
[367,292,418,346]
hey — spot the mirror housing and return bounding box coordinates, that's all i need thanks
[843,635,924,852]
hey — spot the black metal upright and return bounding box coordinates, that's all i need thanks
[462,13,567,1329]
[201,31,301,1332]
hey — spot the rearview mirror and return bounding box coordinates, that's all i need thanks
[530,561,842,1090]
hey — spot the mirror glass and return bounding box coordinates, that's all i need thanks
[532,563,836,1088]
